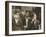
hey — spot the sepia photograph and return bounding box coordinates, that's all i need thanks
[5,1,45,36]
[12,6,41,31]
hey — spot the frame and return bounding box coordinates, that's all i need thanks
[5,1,45,36]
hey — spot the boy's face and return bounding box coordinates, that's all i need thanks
[26,12,30,17]
[14,14,21,24]
[21,11,26,16]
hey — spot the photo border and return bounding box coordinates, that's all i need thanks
[5,1,45,36]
